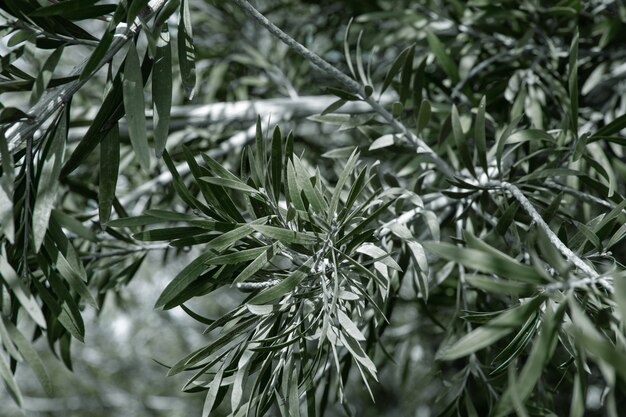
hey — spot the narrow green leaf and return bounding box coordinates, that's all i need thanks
[33,110,67,252]
[251,224,318,245]
[587,142,616,197]
[416,99,431,134]
[569,300,626,382]
[0,352,22,407]
[328,149,359,222]
[569,353,586,417]
[0,107,32,124]
[451,104,476,177]
[123,42,150,171]
[475,96,488,173]
[30,46,64,105]
[293,155,327,213]
[591,113,626,138]
[382,45,411,94]
[51,210,97,242]
[80,28,113,80]
[286,156,305,211]
[369,134,395,150]
[425,30,459,84]
[492,299,568,417]
[42,236,98,309]
[248,259,313,305]
[346,29,365,87]
[232,350,253,412]
[356,243,401,271]
[3,318,54,396]
[423,240,544,283]
[99,123,119,224]
[0,248,47,328]
[517,168,585,183]
[202,361,226,416]
[208,222,260,252]
[614,270,626,325]
[233,244,276,284]
[7,29,36,47]
[133,226,207,241]
[338,331,378,380]
[32,275,84,342]
[507,129,555,144]
[62,72,123,176]
[568,30,579,137]
[154,0,180,31]
[0,129,14,184]
[321,99,347,116]
[207,246,269,265]
[178,0,196,99]
[153,25,172,158]
[126,0,149,23]
[495,114,523,173]
[437,296,545,360]
[337,309,365,341]
[466,274,536,295]
[0,129,14,243]
[199,153,240,182]
[326,87,359,101]
[199,176,260,195]
[155,252,214,309]
[162,150,211,214]
[399,44,415,105]
[271,126,282,201]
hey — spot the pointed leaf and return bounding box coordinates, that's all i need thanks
[153,25,172,158]
[248,259,313,305]
[437,296,545,360]
[123,42,150,171]
[33,110,67,252]
[178,0,196,99]
[3,318,54,396]
[475,96,488,173]
[99,123,119,224]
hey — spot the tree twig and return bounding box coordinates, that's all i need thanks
[491,181,612,292]
[229,0,455,178]
[3,0,167,162]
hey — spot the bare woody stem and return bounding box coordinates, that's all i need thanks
[230,0,455,178]
[492,181,611,291]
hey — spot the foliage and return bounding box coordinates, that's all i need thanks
[1,0,626,416]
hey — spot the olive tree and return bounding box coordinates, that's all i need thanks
[1,1,626,416]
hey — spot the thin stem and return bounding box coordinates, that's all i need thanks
[230,0,455,178]
[492,181,611,291]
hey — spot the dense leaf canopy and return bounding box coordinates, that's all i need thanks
[1,0,626,416]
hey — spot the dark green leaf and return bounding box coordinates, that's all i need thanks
[423,240,545,283]
[568,30,579,136]
[425,30,459,84]
[99,123,119,224]
[475,96,488,173]
[123,42,150,171]
[271,126,282,201]
[33,110,67,252]
[178,0,196,99]
[437,296,545,360]
[3,318,54,396]
[153,25,172,158]
[248,259,313,304]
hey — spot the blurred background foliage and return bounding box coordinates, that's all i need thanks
[1,0,626,416]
